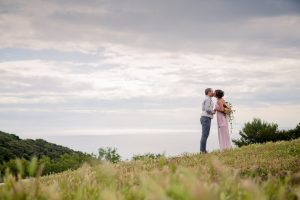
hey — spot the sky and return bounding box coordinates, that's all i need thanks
[0,0,300,155]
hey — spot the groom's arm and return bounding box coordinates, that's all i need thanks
[204,99,215,115]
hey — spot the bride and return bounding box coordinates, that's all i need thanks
[214,89,232,151]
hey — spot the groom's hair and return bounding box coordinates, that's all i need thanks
[205,88,212,95]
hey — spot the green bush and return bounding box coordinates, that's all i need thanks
[98,147,121,164]
[233,118,300,147]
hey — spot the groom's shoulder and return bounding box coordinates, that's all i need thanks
[204,96,212,101]
[202,96,210,103]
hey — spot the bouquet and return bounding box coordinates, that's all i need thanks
[223,101,235,134]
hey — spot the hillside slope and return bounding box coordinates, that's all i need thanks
[0,130,85,163]
[1,139,300,200]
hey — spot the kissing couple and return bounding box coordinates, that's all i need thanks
[200,88,232,154]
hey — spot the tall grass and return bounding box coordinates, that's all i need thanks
[1,139,300,200]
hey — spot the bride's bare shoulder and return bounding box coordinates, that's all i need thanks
[217,99,224,105]
[217,98,225,102]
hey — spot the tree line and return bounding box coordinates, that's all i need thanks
[0,131,95,181]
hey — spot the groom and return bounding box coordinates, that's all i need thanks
[200,88,215,154]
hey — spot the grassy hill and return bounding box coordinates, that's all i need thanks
[1,139,300,200]
[0,130,93,178]
[0,130,86,162]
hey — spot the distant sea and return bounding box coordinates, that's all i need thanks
[37,128,240,160]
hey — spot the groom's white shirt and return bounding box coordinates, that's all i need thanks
[201,96,214,119]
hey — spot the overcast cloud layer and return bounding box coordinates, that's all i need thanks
[0,0,300,141]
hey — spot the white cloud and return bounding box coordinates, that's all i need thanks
[1,0,300,56]
[1,45,299,105]
[0,0,299,142]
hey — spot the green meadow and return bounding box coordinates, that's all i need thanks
[1,139,300,200]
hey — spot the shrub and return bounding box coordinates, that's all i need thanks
[233,118,300,147]
[98,147,121,164]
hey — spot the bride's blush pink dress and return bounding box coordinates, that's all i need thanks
[215,101,232,151]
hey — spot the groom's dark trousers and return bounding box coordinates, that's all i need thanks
[200,116,211,152]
